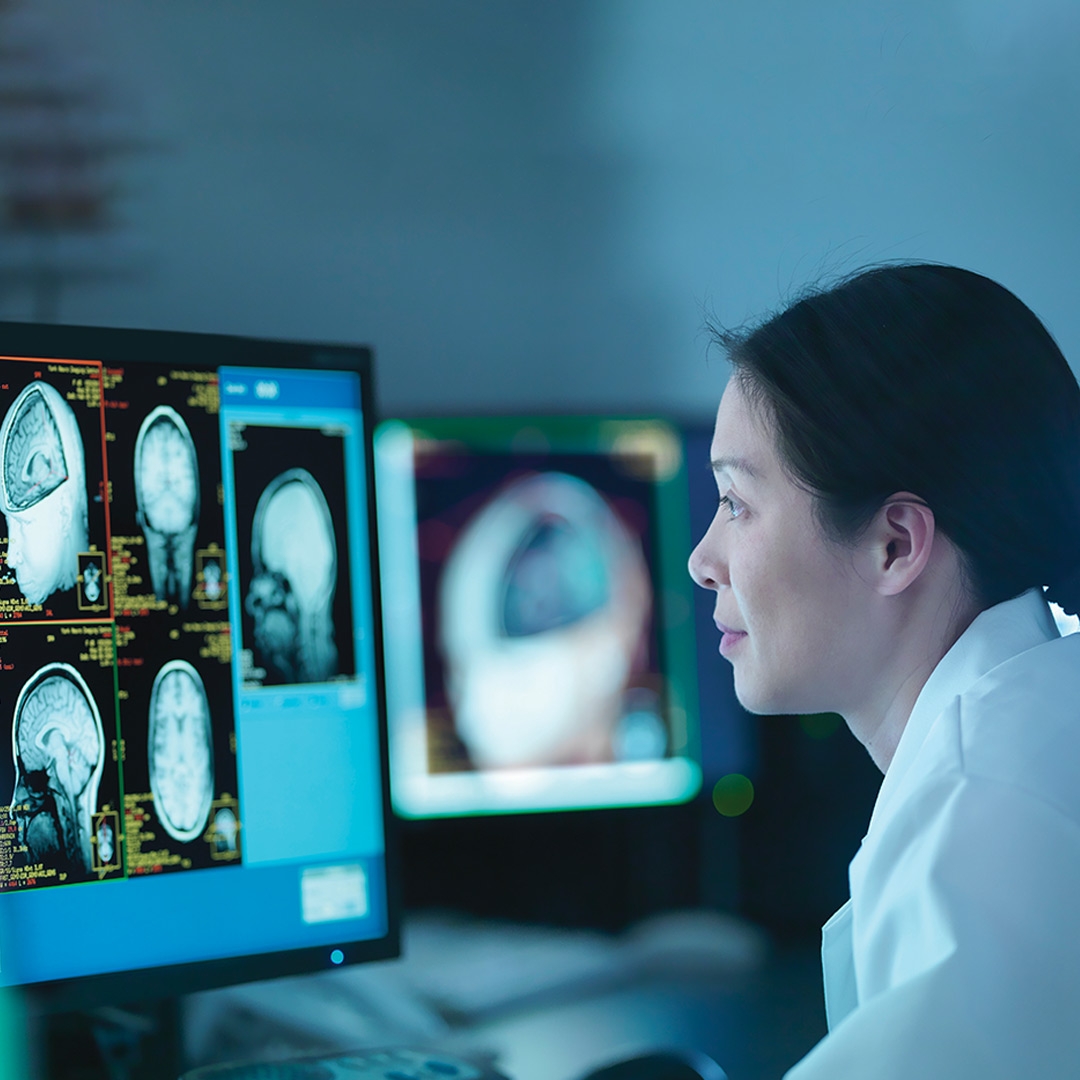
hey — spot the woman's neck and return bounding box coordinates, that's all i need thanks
[845,567,981,774]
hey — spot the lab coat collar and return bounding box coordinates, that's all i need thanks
[867,587,1058,836]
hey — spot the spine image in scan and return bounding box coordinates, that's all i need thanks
[13,664,103,875]
[0,622,123,890]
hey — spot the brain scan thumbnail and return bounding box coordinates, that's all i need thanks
[212,806,238,854]
[134,406,200,607]
[0,381,89,604]
[82,561,103,604]
[96,817,115,865]
[438,471,653,769]
[245,468,338,684]
[148,660,215,843]
[203,559,223,600]
[10,663,105,876]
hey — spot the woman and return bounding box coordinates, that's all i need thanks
[688,263,1080,1077]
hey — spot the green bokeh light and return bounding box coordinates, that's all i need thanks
[712,773,754,817]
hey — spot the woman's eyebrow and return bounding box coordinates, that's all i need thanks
[710,455,761,479]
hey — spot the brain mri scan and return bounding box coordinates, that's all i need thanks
[134,407,200,607]
[0,382,89,604]
[148,660,215,843]
[203,559,223,600]
[82,561,103,604]
[10,664,105,876]
[438,471,655,769]
[245,468,338,684]
[212,806,238,853]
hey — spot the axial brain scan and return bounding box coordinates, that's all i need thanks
[83,560,103,604]
[438,471,654,769]
[134,407,200,606]
[10,664,105,876]
[0,382,89,604]
[245,468,338,684]
[148,660,215,844]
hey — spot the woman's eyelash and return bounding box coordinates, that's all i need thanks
[718,494,744,519]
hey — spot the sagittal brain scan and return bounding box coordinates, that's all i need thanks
[245,468,338,684]
[10,664,105,877]
[0,382,88,604]
[134,407,200,607]
[437,470,655,769]
[148,660,215,843]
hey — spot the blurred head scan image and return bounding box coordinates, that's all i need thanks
[148,660,215,844]
[0,381,88,604]
[134,406,200,607]
[245,468,338,684]
[438,471,654,769]
[10,663,105,876]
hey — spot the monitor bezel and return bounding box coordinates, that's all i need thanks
[0,321,399,1013]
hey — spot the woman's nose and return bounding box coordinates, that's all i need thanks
[688,524,723,590]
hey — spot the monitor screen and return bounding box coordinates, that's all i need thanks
[375,417,701,818]
[0,323,394,1010]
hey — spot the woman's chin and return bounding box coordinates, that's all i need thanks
[733,674,808,717]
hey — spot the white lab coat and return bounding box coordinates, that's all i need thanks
[786,587,1080,1078]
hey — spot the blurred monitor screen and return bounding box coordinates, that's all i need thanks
[0,323,393,1010]
[376,417,701,818]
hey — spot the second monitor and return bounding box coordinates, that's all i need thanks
[376,416,701,820]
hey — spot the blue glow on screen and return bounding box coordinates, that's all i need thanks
[0,857,387,984]
[0,362,387,988]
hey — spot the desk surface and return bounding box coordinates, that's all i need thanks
[184,919,827,1080]
[437,943,826,1080]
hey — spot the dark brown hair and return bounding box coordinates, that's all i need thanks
[712,263,1080,612]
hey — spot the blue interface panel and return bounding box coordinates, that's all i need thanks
[0,355,386,988]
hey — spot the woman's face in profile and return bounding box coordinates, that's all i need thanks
[688,378,875,717]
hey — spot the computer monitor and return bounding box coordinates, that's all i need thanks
[0,322,395,1012]
[375,416,701,820]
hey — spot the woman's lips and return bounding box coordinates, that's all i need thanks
[715,619,747,656]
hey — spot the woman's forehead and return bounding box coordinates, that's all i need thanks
[710,379,777,481]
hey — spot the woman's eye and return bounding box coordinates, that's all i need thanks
[718,494,744,520]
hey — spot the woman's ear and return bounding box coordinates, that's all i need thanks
[862,494,937,596]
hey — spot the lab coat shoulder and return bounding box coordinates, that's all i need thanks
[957,630,1080,812]
[786,631,1080,1080]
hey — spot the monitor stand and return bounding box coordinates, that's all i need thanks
[36,1000,182,1080]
